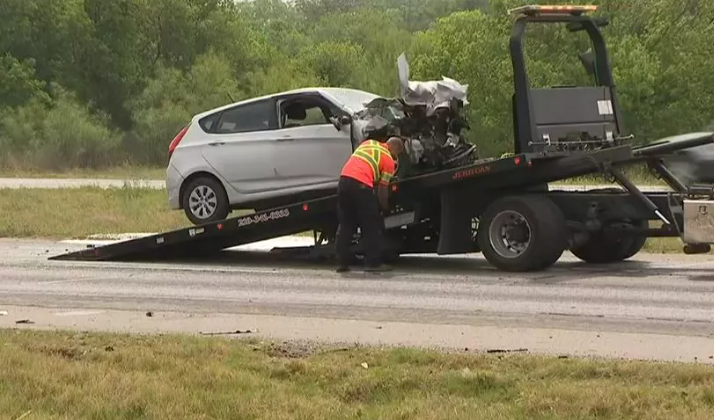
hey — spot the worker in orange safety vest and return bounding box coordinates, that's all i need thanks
[335,135,404,273]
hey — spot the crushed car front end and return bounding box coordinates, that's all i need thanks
[350,53,479,178]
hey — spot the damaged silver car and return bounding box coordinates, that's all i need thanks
[166,53,478,225]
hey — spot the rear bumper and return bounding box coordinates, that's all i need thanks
[166,164,184,210]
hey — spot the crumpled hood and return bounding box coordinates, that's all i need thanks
[397,53,469,116]
[349,52,473,162]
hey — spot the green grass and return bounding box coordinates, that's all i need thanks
[0,187,314,240]
[553,163,666,187]
[0,165,166,180]
[0,187,190,239]
[2,328,714,420]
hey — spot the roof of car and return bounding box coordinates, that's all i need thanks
[193,87,378,120]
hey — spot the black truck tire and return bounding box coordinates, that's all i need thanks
[622,224,648,260]
[570,220,647,264]
[477,195,568,272]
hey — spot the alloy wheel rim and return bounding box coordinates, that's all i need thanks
[188,185,218,219]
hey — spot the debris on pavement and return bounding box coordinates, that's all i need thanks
[145,311,154,317]
[486,348,528,354]
[200,329,254,336]
[0,310,8,316]
[15,319,34,324]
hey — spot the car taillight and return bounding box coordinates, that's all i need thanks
[168,125,189,161]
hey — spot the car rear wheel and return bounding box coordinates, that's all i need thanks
[181,176,229,225]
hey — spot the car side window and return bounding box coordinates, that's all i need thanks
[199,113,219,132]
[215,100,276,134]
[279,97,341,128]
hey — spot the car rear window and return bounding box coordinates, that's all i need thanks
[215,100,276,134]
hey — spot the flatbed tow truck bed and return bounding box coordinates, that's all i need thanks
[50,148,542,262]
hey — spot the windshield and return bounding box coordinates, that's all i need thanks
[321,88,380,113]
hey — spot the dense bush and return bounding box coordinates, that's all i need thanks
[0,86,122,170]
[0,0,711,170]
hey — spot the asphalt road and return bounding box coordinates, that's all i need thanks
[3,238,714,363]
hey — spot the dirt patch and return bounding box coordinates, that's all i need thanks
[39,346,86,360]
[259,341,323,359]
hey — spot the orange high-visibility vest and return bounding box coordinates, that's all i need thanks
[340,139,396,188]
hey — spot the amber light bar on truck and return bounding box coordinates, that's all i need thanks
[508,4,598,16]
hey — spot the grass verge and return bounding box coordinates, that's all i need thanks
[0,187,190,239]
[0,187,314,240]
[0,165,166,180]
[2,329,714,420]
[0,186,689,252]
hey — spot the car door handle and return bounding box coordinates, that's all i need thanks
[208,141,225,146]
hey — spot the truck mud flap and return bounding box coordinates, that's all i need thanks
[436,186,475,254]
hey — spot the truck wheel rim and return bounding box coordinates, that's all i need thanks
[188,185,218,219]
[489,210,532,258]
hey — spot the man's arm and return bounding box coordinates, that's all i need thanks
[377,154,396,213]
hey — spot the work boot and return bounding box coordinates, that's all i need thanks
[364,263,393,273]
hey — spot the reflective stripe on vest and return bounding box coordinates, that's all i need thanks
[352,140,390,183]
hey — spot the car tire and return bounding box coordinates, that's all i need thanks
[181,176,230,225]
[477,195,568,272]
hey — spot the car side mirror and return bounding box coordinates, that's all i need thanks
[330,115,352,131]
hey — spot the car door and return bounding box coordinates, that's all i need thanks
[200,98,282,194]
[271,94,353,191]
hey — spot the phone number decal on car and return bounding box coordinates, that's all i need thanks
[236,209,291,227]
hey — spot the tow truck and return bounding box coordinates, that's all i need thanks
[51,5,714,272]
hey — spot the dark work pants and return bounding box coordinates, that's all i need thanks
[335,176,383,267]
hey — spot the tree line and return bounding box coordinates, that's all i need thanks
[0,0,712,170]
